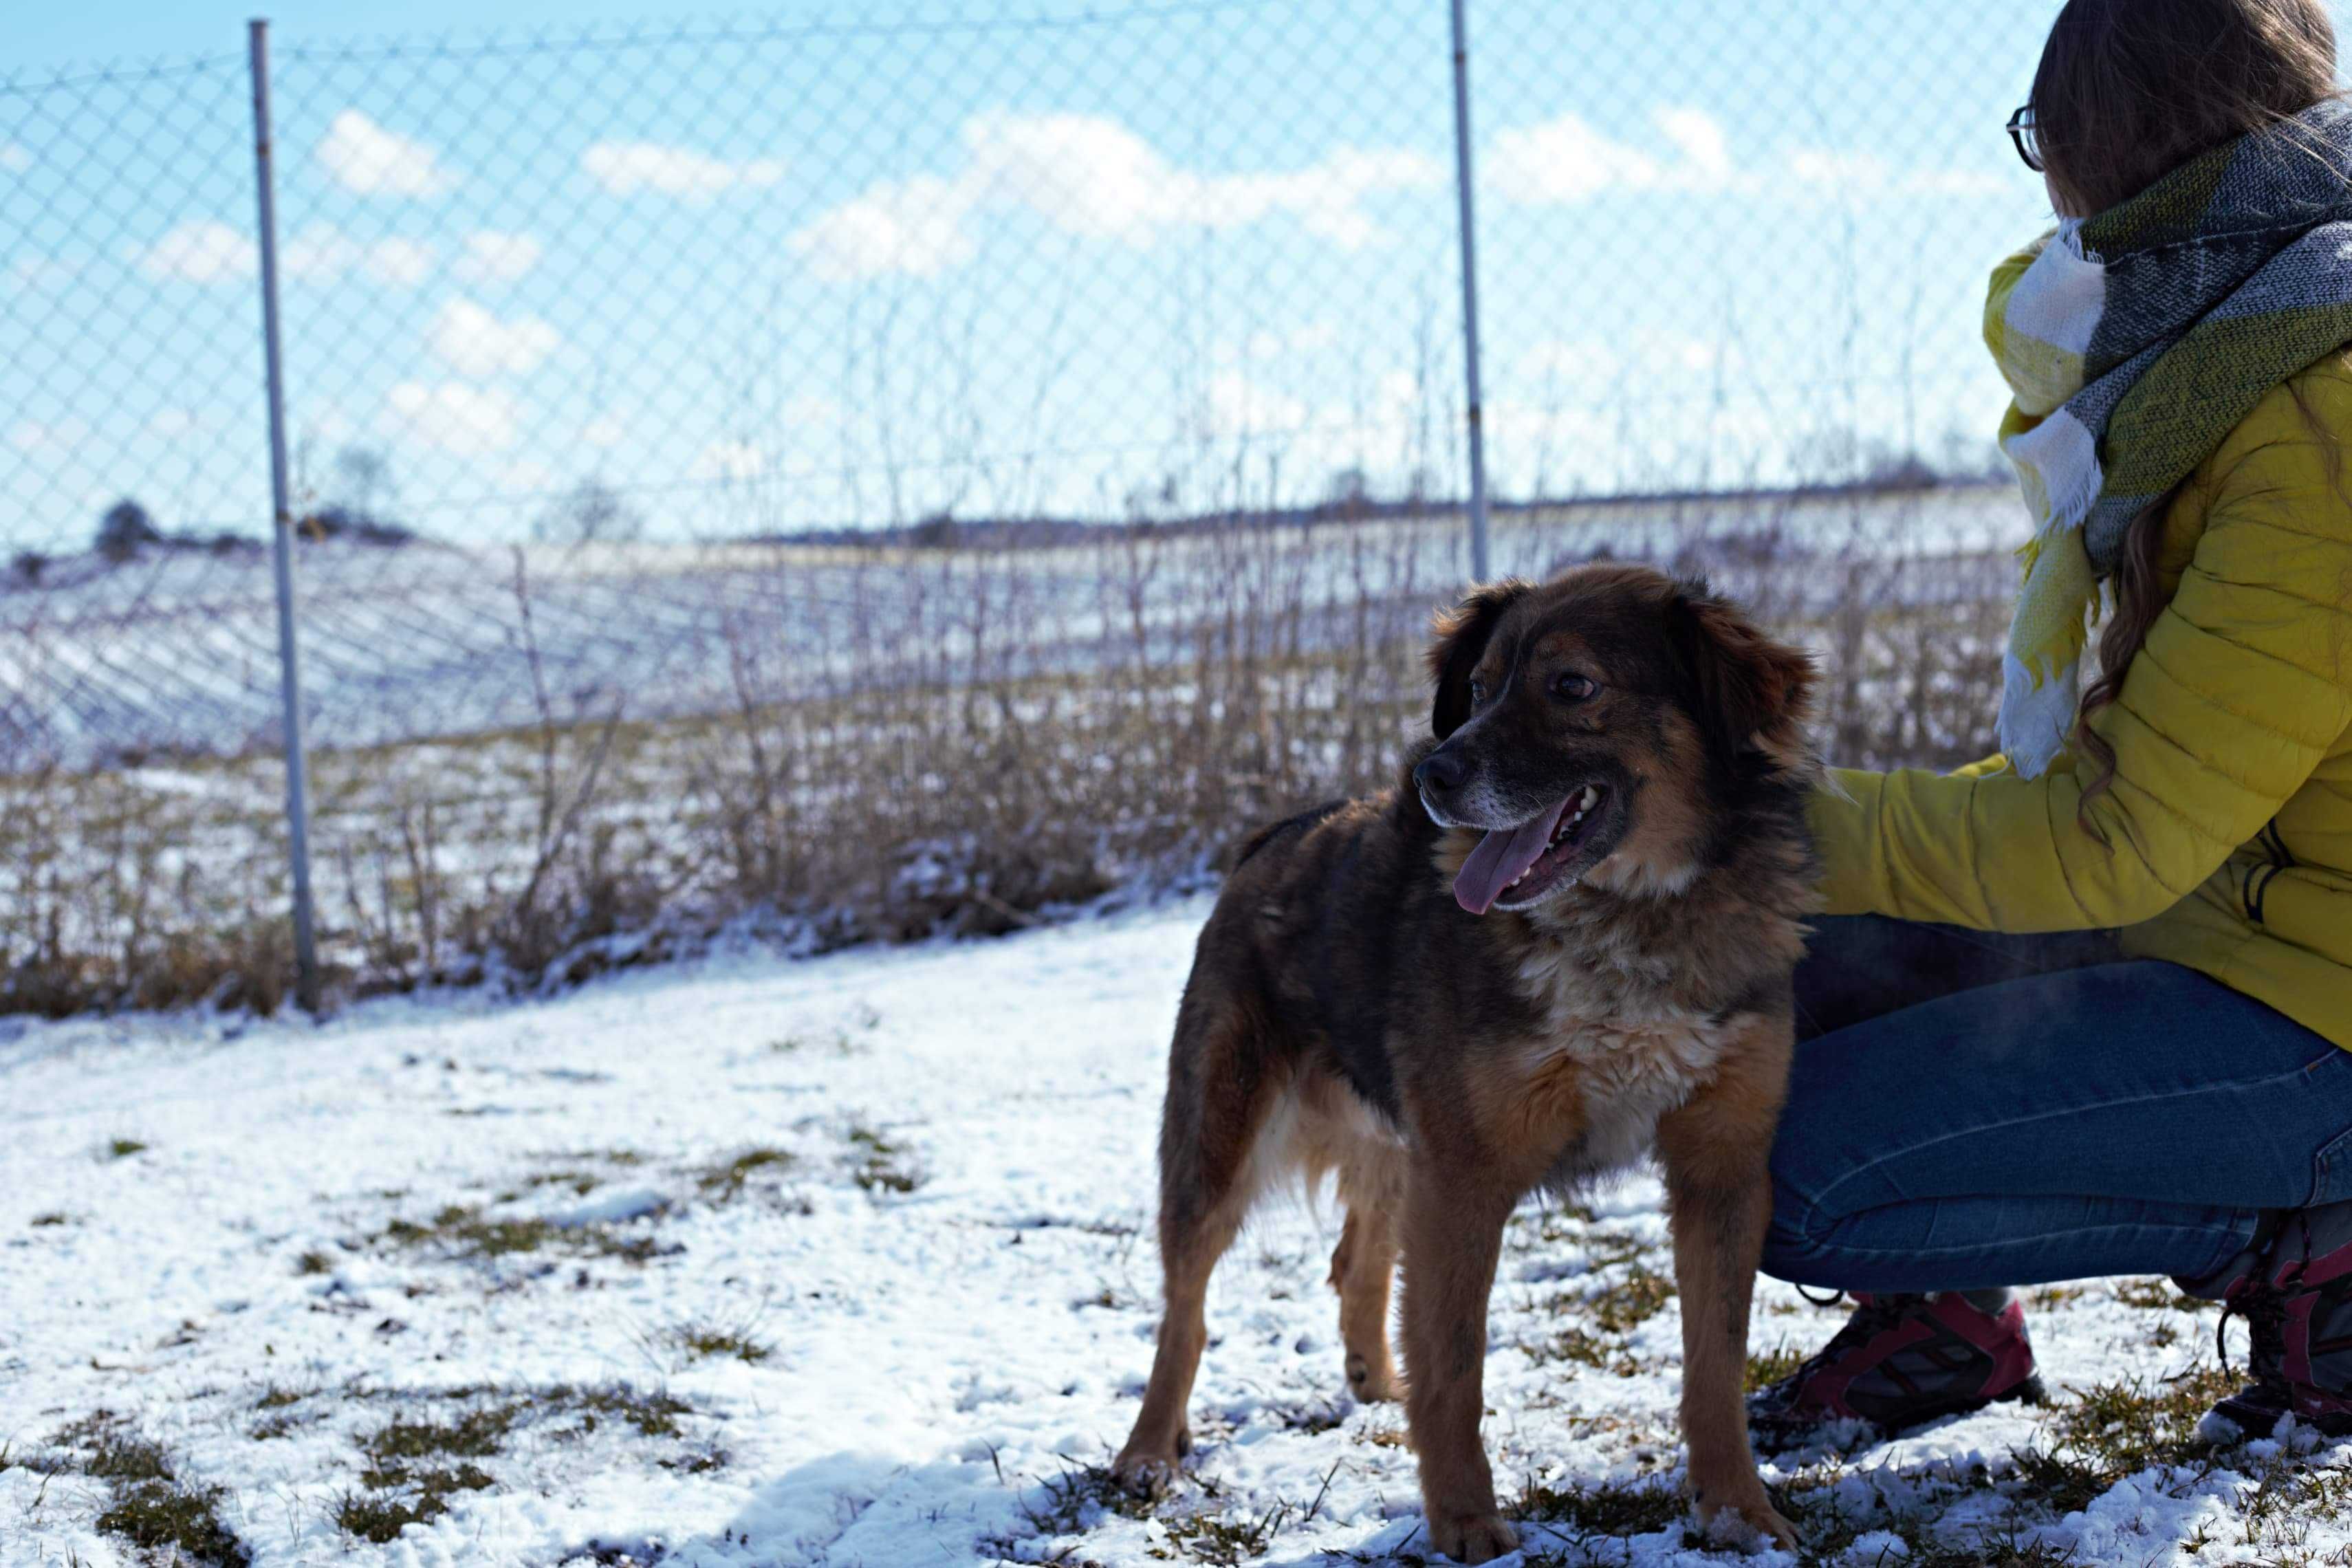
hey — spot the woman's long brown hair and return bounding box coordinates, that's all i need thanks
[2027,0,2339,821]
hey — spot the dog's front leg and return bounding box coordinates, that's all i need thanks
[1399,1159,1519,1565]
[1655,1020,1800,1551]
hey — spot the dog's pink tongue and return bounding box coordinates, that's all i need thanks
[1453,800,1568,915]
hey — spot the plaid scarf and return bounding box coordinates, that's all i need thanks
[1985,96,2352,777]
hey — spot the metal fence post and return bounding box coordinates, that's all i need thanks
[248,17,321,1014]
[1448,0,1492,584]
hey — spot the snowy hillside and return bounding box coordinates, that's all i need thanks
[1,901,2345,1567]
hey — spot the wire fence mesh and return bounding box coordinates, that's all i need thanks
[1,0,2146,1009]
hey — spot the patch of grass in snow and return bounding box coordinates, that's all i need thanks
[1527,1321,1648,1378]
[358,1402,521,1478]
[2010,1364,2239,1516]
[1155,1499,1300,1565]
[554,1383,695,1439]
[294,1248,336,1275]
[497,1167,602,1202]
[1858,1532,2080,1568]
[771,1026,870,1058]
[662,1321,774,1364]
[329,1382,708,1538]
[45,1412,248,1567]
[1587,1259,1675,1335]
[695,1146,796,1202]
[334,1463,494,1543]
[334,1400,520,1540]
[845,1118,926,1195]
[1514,1474,1687,1540]
[248,1383,323,1441]
[2239,1452,2352,1567]
[1745,1341,1808,1392]
[104,1137,147,1159]
[375,1202,664,1264]
[2110,1276,2216,1312]
[1521,1258,1675,1378]
[1001,1460,1157,1543]
[28,1210,69,1226]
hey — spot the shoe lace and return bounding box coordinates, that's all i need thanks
[2217,1219,2309,1382]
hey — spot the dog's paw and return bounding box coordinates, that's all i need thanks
[1344,1351,1400,1404]
[1695,1493,1800,1553]
[1427,1510,1519,1563]
[1110,1435,1186,1499]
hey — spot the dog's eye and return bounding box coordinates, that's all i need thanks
[1552,673,1597,701]
[1468,677,1488,706]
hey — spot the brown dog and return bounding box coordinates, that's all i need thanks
[1111,563,1819,1559]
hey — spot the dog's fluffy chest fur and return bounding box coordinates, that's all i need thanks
[1509,905,1751,1186]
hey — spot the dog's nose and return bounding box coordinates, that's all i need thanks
[1413,749,1468,796]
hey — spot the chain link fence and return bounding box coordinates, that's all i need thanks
[3,0,2110,1011]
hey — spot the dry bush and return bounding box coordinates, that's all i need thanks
[0,488,2015,1016]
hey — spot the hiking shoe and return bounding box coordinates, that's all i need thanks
[2206,1204,2352,1441]
[1748,1292,2045,1447]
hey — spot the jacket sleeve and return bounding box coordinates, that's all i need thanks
[1811,425,2352,931]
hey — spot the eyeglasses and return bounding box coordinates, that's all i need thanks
[2008,104,2045,172]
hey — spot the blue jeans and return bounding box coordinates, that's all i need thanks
[1762,915,2352,1294]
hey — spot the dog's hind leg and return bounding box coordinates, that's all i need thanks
[1113,990,1289,1496]
[1329,1157,1402,1402]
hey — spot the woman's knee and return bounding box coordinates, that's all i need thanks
[1761,1168,1843,1281]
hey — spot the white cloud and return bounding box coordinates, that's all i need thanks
[1518,331,1734,386]
[792,111,1443,281]
[498,459,557,493]
[1787,148,2007,197]
[1489,106,2003,206]
[386,381,518,454]
[138,221,439,288]
[581,142,785,201]
[1656,107,1734,182]
[428,297,559,377]
[792,172,975,281]
[8,418,89,455]
[318,110,455,197]
[137,220,256,283]
[364,238,439,286]
[1217,322,1340,365]
[281,225,439,286]
[1520,340,1624,384]
[146,407,210,439]
[1489,112,1686,204]
[1,144,30,173]
[695,439,767,482]
[453,230,543,283]
[7,254,76,291]
[1201,371,1309,441]
[581,412,628,450]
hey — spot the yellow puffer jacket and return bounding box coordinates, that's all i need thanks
[1811,353,2352,1051]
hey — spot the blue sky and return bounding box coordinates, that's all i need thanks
[3,1,2087,547]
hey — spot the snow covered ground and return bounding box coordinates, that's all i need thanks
[3,898,2348,1567]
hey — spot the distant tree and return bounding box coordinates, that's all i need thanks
[910,511,959,549]
[10,549,45,585]
[534,479,644,545]
[96,499,162,562]
[1862,444,1940,490]
[334,446,395,520]
[298,505,415,547]
[1323,466,1373,509]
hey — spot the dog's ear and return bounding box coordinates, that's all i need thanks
[1664,578,1819,776]
[1427,579,1530,739]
